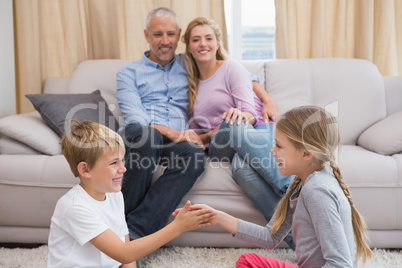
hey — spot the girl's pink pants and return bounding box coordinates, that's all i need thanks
[236,253,297,268]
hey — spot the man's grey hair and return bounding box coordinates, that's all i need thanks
[146,7,180,31]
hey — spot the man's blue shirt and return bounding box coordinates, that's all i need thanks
[117,51,189,131]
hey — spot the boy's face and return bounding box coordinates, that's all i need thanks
[83,148,126,201]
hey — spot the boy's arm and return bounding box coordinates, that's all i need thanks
[172,204,238,235]
[90,201,214,264]
[120,235,137,268]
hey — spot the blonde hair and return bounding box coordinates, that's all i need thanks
[271,105,373,263]
[61,120,125,177]
[182,17,229,114]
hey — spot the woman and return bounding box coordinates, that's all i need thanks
[181,17,295,249]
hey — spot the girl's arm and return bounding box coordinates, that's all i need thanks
[173,204,287,250]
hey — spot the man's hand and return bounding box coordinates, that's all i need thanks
[181,129,205,149]
[150,124,205,149]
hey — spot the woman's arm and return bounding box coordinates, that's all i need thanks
[252,81,280,122]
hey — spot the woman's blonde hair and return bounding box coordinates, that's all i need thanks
[61,120,125,177]
[271,105,372,263]
[182,17,229,114]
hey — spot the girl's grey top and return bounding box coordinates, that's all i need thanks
[234,168,356,268]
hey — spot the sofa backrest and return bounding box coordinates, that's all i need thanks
[68,59,132,120]
[261,58,387,145]
[67,58,387,146]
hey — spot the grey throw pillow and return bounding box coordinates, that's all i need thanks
[26,90,119,136]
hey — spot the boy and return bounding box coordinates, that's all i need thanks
[47,120,214,267]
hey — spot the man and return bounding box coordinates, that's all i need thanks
[116,7,280,240]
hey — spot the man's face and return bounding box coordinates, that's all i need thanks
[145,15,181,67]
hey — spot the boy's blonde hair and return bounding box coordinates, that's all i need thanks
[272,105,373,263]
[181,17,229,114]
[61,120,125,177]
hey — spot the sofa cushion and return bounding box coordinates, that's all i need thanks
[0,112,61,155]
[26,90,119,137]
[0,136,41,155]
[357,111,402,155]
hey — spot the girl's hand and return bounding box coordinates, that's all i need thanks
[172,201,216,233]
[172,203,219,226]
[222,108,249,125]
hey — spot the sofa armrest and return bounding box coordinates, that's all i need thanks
[43,77,71,94]
[384,76,402,116]
[0,112,61,155]
[358,111,402,155]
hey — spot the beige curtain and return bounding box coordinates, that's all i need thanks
[13,0,227,114]
[275,0,402,76]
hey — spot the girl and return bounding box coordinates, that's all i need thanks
[182,17,295,249]
[176,106,373,267]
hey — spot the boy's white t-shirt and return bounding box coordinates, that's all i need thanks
[47,184,129,268]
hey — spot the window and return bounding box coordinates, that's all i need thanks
[224,0,276,60]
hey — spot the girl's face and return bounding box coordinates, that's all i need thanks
[188,24,219,63]
[271,129,307,178]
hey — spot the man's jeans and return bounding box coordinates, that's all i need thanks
[209,121,296,250]
[120,124,206,239]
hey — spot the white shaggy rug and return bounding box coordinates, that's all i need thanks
[0,245,401,268]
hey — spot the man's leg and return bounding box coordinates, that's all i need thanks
[124,140,206,238]
[119,124,163,236]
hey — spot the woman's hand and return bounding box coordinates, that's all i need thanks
[222,108,252,125]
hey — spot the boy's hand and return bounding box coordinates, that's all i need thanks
[172,203,218,226]
[172,201,216,233]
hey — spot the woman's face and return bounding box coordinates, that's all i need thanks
[187,24,219,64]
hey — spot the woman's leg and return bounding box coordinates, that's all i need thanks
[236,253,296,268]
[232,154,280,220]
[232,123,294,196]
[208,120,247,162]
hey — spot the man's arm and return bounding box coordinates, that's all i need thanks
[252,81,280,122]
[117,69,151,126]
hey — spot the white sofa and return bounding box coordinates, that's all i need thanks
[0,58,401,248]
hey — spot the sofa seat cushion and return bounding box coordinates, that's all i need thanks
[358,111,402,155]
[0,155,76,227]
[339,145,402,230]
[0,136,41,155]
[0,112,61,155]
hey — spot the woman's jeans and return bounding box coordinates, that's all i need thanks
[209,121,295,250]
